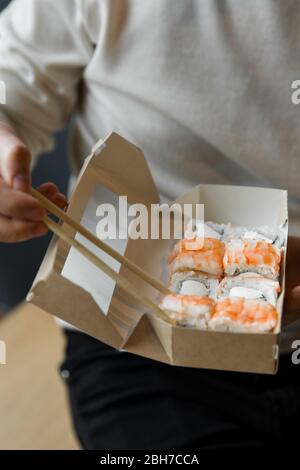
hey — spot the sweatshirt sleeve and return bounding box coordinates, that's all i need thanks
[0,0,93,162]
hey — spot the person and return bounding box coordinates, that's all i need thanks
[1,0,300,450]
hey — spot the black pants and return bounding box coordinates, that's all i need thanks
[59,330,300,450]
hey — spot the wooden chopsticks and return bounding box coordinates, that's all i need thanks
[31,188,173,324]
[31,189,171,296]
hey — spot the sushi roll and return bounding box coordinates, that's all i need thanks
[169,236,224,259]
[218,273,280,306]
[169,237,225,277]
[223,224,286,249]
[223,239,281,279]
[209,297,278,333]
[169,271,219,300]
[205,221,228,239]
[159,293,215,328]
[184,220,226,241]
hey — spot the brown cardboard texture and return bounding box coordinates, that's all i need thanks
[27,132,288,374]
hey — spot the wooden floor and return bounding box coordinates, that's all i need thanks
[0,304,80,450]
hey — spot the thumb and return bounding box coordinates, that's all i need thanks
[283,285,300,326]
[0,122,31,192]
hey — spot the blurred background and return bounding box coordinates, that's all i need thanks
[0,0,79,449]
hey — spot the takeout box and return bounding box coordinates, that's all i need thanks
[27,132,288,374]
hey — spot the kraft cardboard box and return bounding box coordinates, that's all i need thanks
[27,132,288,374]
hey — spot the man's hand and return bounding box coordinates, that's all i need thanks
[0,121,67,242]
[283,236,300,325]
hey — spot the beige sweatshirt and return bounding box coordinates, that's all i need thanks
[0,0,300,351]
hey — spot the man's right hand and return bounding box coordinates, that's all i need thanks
[0,121,68,242]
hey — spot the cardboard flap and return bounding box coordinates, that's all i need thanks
[88,132,160,207]
[30,234,59,290]
[122,314,172,364]
[43,132,161,343]
[146,315,173,362]
[29,271,123,349]
[174,184,288,226]
[121,313,174,363]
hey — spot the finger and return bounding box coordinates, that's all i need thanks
[0,123,31,192]
[37,182,60,198]
[0,214,48,243]
[52,193,69,210]
[284,285,300,315]
[283,286,300,326]
[36,183,68,209]
[0,179,46,221]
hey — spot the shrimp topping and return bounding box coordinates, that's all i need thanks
[212,297,277,331]
[223,239,281,279]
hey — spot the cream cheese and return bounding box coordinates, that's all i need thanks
[180,280,208,296]
[229,286,264,299]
